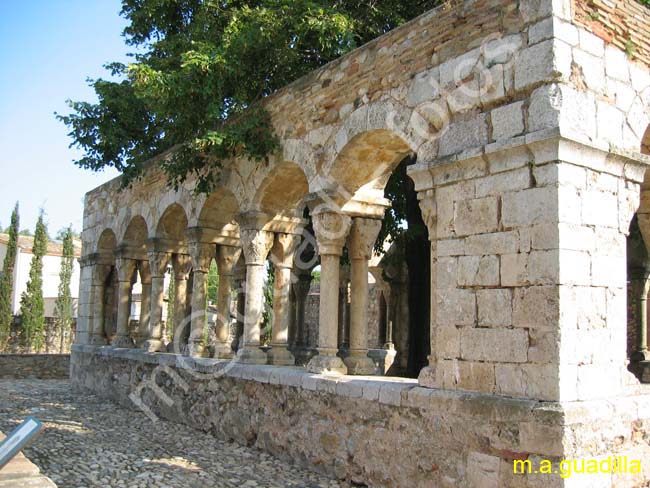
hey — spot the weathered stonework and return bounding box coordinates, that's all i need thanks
[0,354,70,379]
[74,0,650,486]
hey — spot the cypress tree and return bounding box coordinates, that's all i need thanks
[0,202,19,350]
[19,210,48,352]
[54,227,74,352]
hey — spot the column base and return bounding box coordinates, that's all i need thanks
[267,346,295,366]
[188,341,209,358]
[213,342,234,360]
[418,365,437,388]
[142,339,165,353]
[111,336,135,349]
[89,335,107,346]
[306,353,347,375]
[235,347,268,364]
[292,346,317,366]
[631,350,650,362]
[343,353,376,375]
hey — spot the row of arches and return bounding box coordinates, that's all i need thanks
[80,124,430,376]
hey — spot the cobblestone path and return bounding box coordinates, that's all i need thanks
[0,379,343,488]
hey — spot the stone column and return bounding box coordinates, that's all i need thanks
[135,260,151,348]
[382,288,395,349]
[169,254,192,352]
[214,245,241,359]
[268,233,300,365]
[306,211,351,374]
[112,256,137,348]
[236,213,274,364]
[634,210,650,362]
[345,217,382,375]
[143,250,171,352]
[188,241,214,357]
[89,263,112,345]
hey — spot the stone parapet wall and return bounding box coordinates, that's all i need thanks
[70,346,650,487]
[0,354,70,379]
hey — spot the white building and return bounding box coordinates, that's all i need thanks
[0,233,82,318]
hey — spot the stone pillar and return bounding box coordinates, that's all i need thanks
[135,260,151,348]
[169,254,192,352]
[268,233,300,365]
[306,211,351,374]
[88,263,112,346]
[214,245,241,359]
[634,209,650,362]
[345,217,382,375]
[143,250,171,352]
[112,256,137,348]
[382,288,395,349]
[236,213,274,364]
[188,241,214,357]
[75,256,94,345]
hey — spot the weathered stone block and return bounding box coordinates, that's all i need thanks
[460,328,528,363]
[458,255,500,287]
[513,286,559,329]
[514,40,571,90]
[438,115,488,156]
[477,289,513,326]
[465,231,519,256]
[454,196,499,236]
[501,187,558,228]
[437,288,476,326]
[491,102,525,141]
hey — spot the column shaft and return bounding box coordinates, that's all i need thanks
[112,280,135,348]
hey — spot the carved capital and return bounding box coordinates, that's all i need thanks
[271,233,300,269]
[147,250,171,278]
[188,241,215,273]
[138,260,152,285]
[115,257,137,283]
[240,228,274,266]
[348,217,382,261]
[172,253,193,280]
[312,211,351,256]
[417,190,437,241]
[216,245,242,276]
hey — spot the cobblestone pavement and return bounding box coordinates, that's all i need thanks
[0,379,344,488]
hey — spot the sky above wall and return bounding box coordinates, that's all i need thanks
[0,0,128,238]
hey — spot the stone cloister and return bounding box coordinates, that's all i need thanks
[71,0,650,486]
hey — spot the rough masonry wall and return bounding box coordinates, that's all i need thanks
[0,354,70,379]
[573,0,650,67]
[70,348,650,488]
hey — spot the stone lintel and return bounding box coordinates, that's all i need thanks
[146,237,186,255]
[409,129,650,193]
[186,225,240,247]
[262,216,308,235]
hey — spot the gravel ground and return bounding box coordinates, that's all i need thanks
[0,379,344,488]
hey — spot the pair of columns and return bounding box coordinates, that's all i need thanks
[236,213,301,365]
[306,211,383,376]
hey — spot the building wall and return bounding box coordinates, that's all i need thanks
[0,242,80,317]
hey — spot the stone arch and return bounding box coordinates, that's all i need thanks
[318,100,434,201]
[96,228,117,254]
[156,203,189,245]
[122,216,149,249]
[324,129,413,201]
[197,188,240,230]
[252,162,309,218]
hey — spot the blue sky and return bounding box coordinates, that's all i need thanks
[0,0,129,237]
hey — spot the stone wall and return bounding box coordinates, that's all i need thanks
[0,354,70,379]
[71,347,650,488]
[573,0,650,67]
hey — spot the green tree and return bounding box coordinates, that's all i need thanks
[0,203,20,349]
[19,210,48,352]
[207,260,219,305]
[54,226,75,352]
[57,0,437,191]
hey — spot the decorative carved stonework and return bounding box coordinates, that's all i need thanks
[348,217,382,261]
[311,211,351,256]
